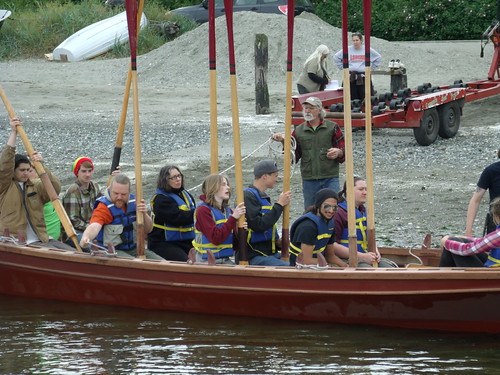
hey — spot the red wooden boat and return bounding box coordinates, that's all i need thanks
[1,240,499,334]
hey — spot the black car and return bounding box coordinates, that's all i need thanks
[169,0,315,24]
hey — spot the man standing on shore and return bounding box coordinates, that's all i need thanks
[273,96,345,209]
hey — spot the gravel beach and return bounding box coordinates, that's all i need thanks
[1,12,499,248]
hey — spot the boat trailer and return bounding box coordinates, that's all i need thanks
[291,17,500,146]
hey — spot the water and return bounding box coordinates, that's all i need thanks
[0,294,499,375]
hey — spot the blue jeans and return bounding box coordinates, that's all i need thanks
[249,253,289,267]
[302,177,340,209]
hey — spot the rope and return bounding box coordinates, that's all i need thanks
[295,261,329,270]
[0,235,24,246]
[187,132,299,193]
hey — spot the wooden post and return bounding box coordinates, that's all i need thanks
[255,34,269,115]
[390,68,407,93]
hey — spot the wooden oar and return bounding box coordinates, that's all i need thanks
[208,0,219,173]
[108,0,145,185]
[224,0,248,264]
[341,0,358,267]
[280,0,295,261]
[0,86,83,252]
[363,0,377,264]
[125,0,145,258]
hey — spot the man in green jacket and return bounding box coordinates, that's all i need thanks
[273,96,345,209]
[0,117,73,249]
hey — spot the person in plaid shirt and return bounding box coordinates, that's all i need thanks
[62,157,119,246]
[439,197,500,267]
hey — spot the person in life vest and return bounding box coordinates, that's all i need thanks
[466,147,500,237]
[333,177,396,268]
[244,160,292,266]
[440,197,500,267]
[192,174,246,265]
[79,174,163,260]
[148,165,196,261]
[289,188,347,268]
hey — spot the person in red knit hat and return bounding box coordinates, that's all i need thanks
[62,156,120,246]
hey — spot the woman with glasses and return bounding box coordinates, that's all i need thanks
[333,177,395,267]
[289,188,347,268]
[148,165,196,261]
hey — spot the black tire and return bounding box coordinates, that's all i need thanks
[413,108,440,146]
[417,85,425,94]
[389,99,398,110]
[438,101,461,139]
[372,106,381,115]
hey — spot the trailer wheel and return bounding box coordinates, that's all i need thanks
[413,108,439,146]
[438,101,461,139]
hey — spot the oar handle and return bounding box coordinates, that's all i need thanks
[0,86,83,251]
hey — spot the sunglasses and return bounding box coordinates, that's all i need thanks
[322,204,338,211]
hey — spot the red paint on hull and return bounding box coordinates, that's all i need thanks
[1,244,500,333]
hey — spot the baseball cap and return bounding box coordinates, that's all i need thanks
[254,160,279,178]
[303,97,322,108]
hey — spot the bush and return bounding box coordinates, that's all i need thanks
[0,0,197,60]
[314,0,497,41]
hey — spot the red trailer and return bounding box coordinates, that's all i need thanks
[291,20,500,146]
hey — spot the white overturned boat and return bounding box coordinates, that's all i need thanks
[53,11,148,62]
[0,10,12,31]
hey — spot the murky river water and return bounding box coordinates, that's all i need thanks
[0,294,499,374]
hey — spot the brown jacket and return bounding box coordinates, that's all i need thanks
[0,145,61,243]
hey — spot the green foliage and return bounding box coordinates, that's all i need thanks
[314,0,497,41]
[0,0,197,59]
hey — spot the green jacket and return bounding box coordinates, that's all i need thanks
[0,145,61,243]
[294,120,341,180]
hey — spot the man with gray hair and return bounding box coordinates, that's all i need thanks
[273,96,345,209]
[80,173,163,259]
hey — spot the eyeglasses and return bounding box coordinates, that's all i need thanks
[168,174,183,180]
[322,204,338,211]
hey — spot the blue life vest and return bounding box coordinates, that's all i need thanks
[244,187,278,254]
[289,212,333,256]
[151,189,195,242]
[192,203,233,259]
[338,201,368,253]
[94,193,137,250]
[484,224,500,267]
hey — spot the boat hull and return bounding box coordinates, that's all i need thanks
[1,243,499,333]
[52,11,148,62]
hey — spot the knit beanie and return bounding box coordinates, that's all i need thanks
[72,157,93,176]
[315,188,339,208]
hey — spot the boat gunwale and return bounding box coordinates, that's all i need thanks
[2,242,500,282]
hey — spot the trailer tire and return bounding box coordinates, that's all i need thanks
[413,108,439,146]
[438,101,461,139]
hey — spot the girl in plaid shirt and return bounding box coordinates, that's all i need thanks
[439,197,500,267]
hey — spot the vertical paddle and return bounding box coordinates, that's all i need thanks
[125,0,145,258]
[363,0,377,263]
[341,0,358,267]
[280,0,295,261]
[208,0,219,173]
[108,0,145,185]
[224,0,248,264]
[0,86,83,252]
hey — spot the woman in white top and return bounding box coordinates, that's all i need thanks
[296,45,330,94]
[333,32,381,100]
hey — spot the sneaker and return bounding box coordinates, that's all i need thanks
[388,59,395,69]
[394,59,401,69]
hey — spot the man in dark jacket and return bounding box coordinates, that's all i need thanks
[244,160,292,266]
